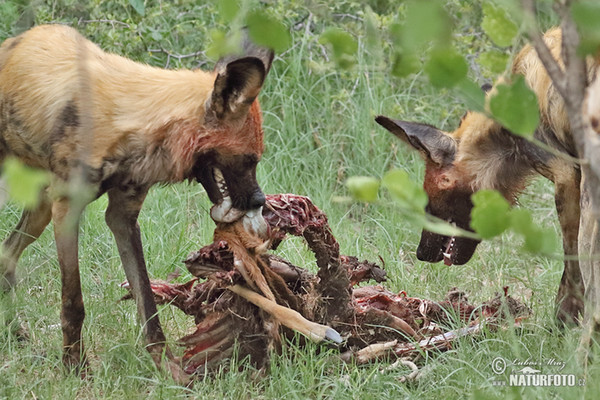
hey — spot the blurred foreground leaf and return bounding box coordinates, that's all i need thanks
[471,190,511,239]
[391,50,419,77]
[481,3,518,47]
[206,29,242,60]
[219,0,241,23]
[399,0,450,52]
[478,50,510,75]
[319,27,358,69]
[455,79,486,113]
[425,48,468,88]
[510,208,558,254]
[246,10,291,53]
[382,169,427,211]
[571,0,600,56]
[346,176,380,203]
[3,157,50,209]
[489,76,539,138]
[471,190,558,255]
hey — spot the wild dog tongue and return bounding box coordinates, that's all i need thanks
[443,237,455,266]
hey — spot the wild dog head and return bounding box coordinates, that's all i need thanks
[375,115,481,266]
[195,36,274,235]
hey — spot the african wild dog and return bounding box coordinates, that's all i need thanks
[376,28,598,326]
[0,25,273,380]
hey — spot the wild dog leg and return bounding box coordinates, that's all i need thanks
[1,193,52,337]
[52,197,88,371]
[105,187,188,383]
[554,170,584,325]
[1,192,52,290]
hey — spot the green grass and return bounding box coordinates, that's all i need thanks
[1,0,599,399]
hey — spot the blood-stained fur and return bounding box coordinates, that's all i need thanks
[377,28,598,325]
[0,25,273,381]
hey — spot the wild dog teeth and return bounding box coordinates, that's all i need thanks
[443,237,455,265]
[213,168,228,196]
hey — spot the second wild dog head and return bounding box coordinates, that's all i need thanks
[375,115,481,266]
[374,28,580,267]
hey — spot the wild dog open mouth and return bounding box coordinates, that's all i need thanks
[210,168,245,223]
[209,169,267,238]
[442,236,456,266]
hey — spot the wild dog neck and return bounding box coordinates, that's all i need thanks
[164,100,265,180]
[452,112,557,202]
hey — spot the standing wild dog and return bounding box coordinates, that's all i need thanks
[0,25,273,380]
[376,28,598,325]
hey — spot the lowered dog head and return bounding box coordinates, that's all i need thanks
[196,35,274,236]
[375,115,481,266]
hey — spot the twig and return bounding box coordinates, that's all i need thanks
[148,48,206,69]
[529,137,588,166]
[78,19,131,29]
[317,41,330,63]
[332,13,363,22]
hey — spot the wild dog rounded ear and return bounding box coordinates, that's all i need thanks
[375,115,456,166]
[208,30,274,123]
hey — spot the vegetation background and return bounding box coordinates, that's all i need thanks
[0,0,598,398]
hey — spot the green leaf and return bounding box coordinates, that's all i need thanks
[391,50,420,77]
[219,0,241,23]
[425,48,468,88]
[399,0,450,52]
[528,229,557,255]
[509,208,558,254]
[481,3,518,47]
[206,29,242,60]
[422,219,466,238]
[246,10,291,53]
[319,27,358,69]
[489,76,540,138]
[382,169,428,212]
[508,208,533,236]
[389,21,402,44]
[478,50,510,75]
[470,190,511,239]
[455,79,486,113]
[129,0,145,16]
[571,1,600,56]
[3,157,50,209]
[346,176,380,203]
